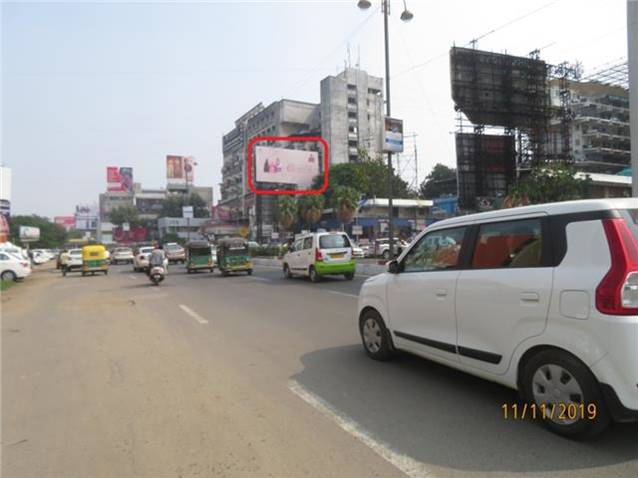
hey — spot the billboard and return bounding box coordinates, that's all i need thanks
[112,225,147,243]
[54,216,75,231]
[167,155,195,187]
[107,167,134,192]
[75,204,98,231]
[19,226,40,242]
[383,117,404,153]
[255,146,319,187]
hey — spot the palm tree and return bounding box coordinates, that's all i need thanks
[277,196,298,231]
[331,186,360,228]
[298,195,325,229]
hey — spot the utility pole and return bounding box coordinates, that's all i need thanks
[629,0,638,196]
[383,0,395,257]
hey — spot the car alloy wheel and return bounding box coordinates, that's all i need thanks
[359,310,393,361]
[362,318,382,353]
[1,270,17,281]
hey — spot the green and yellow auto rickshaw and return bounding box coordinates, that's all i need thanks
[186,240,215,273]
[81,244,109,276]
[216,237,252,276]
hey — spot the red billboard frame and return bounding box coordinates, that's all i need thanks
[247,136,329,195]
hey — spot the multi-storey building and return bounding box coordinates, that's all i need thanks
[548,79,631,173]
[321,67,384,164]
[219,68,385,241]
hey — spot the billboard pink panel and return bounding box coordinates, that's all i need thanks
[255,146,319,186]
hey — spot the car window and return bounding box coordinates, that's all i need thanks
[69,250,82,256]
[0,253,9,261]
[402,227,466,272]
[140,247,153,254]
[319,234,350,249]
[293,240,303,251]
[303,237,313,249]
[472,218,543,269]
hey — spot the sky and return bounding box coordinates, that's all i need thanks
[1,0,630,218]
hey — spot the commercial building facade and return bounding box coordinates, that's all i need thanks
[219,67,385,242]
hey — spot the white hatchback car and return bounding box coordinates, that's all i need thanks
[133,246,154,272]
[358,199,638,438]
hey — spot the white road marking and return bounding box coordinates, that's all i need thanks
[128,275,138,279]
[250,276,271,282]
[325,290,358,299]
[178,304,209,324]
[288,380,436,478]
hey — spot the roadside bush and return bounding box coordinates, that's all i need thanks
[250,246,281,257]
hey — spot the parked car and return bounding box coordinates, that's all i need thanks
[133,246,154,272]
[352,245,365,259]
[0,251,31,281]
[111,247,134,264]
[358,198,638,439]
[373,237,409,259]
[164,243,186,264]
[282,232,355,282]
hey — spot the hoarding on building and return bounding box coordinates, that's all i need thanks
[167,155,195,187]
[383,117,404,153]
[255,146,319,186]
[0,199,10,220]
[107,167,134,192]
[135,197,165,215]
[112,225,147,243]
[54,216,75,231]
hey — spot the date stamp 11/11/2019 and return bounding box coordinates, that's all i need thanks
[502,402,597,421]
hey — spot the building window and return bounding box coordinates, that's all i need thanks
[347,84,356,90]
[347,97,357,105]
[348,140,358,147]
[348,111,357,119]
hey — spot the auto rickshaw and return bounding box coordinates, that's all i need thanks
[81,244,109,276]
[216,237,252,276]
[186,241,215,273]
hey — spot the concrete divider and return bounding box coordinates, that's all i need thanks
[251,257,387,277]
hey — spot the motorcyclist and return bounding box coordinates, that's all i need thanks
[148,243,167,275]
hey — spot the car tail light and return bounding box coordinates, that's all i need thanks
[596,218,638,315]
[315,248,323,261]
[20,261,28,267]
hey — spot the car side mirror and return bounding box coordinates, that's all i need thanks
[387,260,400,274]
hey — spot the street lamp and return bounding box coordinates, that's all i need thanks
[357,0,413,259]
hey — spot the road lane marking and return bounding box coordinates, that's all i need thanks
[250,276,271,282]
[178,304,209,324]
[325,290,358,299]
[288,380,435,478]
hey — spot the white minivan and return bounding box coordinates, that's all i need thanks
[283,232,356,282]
[358,199,638,438]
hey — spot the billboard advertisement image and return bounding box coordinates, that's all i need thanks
[255,146,319,187]
[167,155,195,187]
[383,117,404,153]
[107,166,134,192]
[19,226,40,242]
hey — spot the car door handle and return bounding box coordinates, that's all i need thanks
[521,292,540,303]
[435,289,448,298]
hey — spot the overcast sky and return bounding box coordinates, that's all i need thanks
[1,0,630,218]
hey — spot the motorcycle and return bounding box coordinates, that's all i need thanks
[148,265,166,286]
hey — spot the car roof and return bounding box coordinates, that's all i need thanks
[429,198,638,229]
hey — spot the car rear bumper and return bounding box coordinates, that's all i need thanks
[315,260,355,275]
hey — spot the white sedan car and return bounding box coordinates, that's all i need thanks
[0,251,31,281]
[133,246,154,272]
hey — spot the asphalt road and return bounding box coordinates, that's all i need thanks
[2,263,638,478]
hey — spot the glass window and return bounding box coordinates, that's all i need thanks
[402,227,466,272]
[319,234,350,249]
[303,237,313,249]
[0,253,9,261]
[293,240,303,251]
[472,219,543,269]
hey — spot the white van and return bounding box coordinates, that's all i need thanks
[358,199,638,438]
[282,232,355,282]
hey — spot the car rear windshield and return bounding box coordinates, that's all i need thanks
[140,248,153,254]
[319,234,350,249]
[69,250,82,255]
[166,244,182,251]
[115,248,131,253]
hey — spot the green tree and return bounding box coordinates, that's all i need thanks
[9,215,67,249]
[298,194,325,228]
[276,196,298,231]
[506,162,592,207]
[331,186,360,227]
[161,193,209,218]
[311,158,411,203]
[109,205,140,226]
[419,163,457,199]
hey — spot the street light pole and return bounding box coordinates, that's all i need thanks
[358,0,412,258]
[383,0,395,258]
